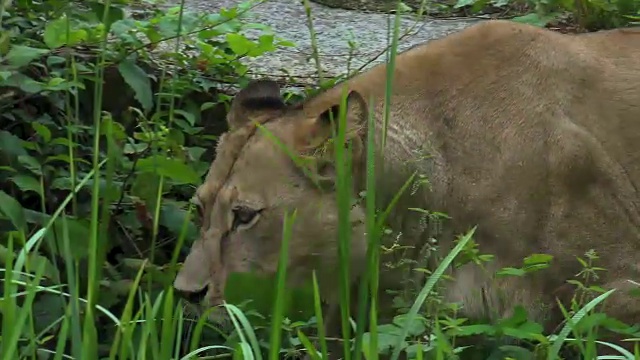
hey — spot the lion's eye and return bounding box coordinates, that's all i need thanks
[232,206,260,228]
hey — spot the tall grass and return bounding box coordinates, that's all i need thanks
[0,1,435,357]
[1,1,638,360]
[0,0,198,358]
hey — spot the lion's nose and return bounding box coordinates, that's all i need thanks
[175,285,208,304]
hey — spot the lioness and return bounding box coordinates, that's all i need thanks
[174,19,640,355]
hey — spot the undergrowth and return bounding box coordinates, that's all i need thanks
[0,0,639,359]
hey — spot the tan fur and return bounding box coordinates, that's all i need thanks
[174,20,640,353]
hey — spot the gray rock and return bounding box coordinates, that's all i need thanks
[309,0,454,14]
[157,0,481,91]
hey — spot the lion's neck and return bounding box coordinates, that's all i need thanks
[349,109,448,251]
[370,109,443,203]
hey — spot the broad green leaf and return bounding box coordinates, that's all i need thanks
[377,324,403,336]
[523,263,550,272]
[123,142,149,154]
[502,326,545,341]
[224,271,316,324]
[45,77,76,91]
[23,209,92,260]
[43,17,88,49]
[277,39,296,48]
[226,33,254,55]
[523,253,553,266]
[0,190,26,231]
[31,123,51,143]
[499,305,529,327]
[514,320,544,336]
[99,117,127,141]
[362,332,400,355]
[392,314,427,337]
[454,0,477,8]
[252,34,276,55]
[27,255,60,283]
[449,324,496,336]
[167,128,185,148]
[10,174,42,196]
[1,72,45,94]
[17,155,43,176]
[31,294,65,334]
[187,146,207,162]
[511,13,558,27]
[137,155,200,184]
[50,176,73,190]
[597,314,640,334]
[43,17,65,47]
[200,102,216,111]
[117,58,153,112]
[404,343,434,358]
[5,45,50,67]
[0,130,28,157]
[361,325,408,355]
[0,244,59,281]
[496,267,526,277]
[159,202,198,241]
[49,137,74,148]
[491,345,535,360]
[173,109,196,126]
[45,154,92,166]
[46,56,67,66]
[130,172,162,214]
[88,1,125,31]
[0,32,10,55]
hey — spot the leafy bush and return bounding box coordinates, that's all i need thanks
[1,0,639,359]
[0,0,296,357]
[452,0,640,30]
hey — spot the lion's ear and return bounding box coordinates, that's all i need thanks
[227,79,285,130]
[293,90,369,187]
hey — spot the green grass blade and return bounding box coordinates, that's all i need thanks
[380,4,402,150]
[311,271,329,360]
[390,227,477,360]
[53,310,71,360]
[269,210,297,360]
[547,288,617,360]
[334,86,356,360]
[2,251,47,359]
[224,303,262,360]
[1,233,18,359]
[13,159,107,273]
[297,329,322,360]
[179,345,235,360]
[60,212,82,358]
[353,95,381,360]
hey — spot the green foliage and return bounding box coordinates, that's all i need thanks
[496,253,554,278]
[0,0,295,357]
[452,0,640,29]
[1,0,640,359]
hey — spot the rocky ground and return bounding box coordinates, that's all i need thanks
[154,0,481,91]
